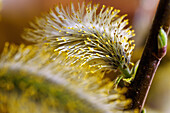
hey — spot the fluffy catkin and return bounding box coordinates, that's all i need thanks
[23,2,136,80]
[0,43,133,113]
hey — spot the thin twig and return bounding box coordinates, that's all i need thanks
[126,0,170,112]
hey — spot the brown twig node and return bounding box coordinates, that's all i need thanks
[126,0,170,112]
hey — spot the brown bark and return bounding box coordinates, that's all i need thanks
[126,0,170,112]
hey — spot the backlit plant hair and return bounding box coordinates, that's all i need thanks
[23,2,138,83]
[1,0,169,113]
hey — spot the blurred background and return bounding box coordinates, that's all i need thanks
[0,0,169,113]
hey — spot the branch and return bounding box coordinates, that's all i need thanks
[126,0,170,112]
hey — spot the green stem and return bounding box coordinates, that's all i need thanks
[119,66,131,78]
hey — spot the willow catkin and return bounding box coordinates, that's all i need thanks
[23,2,136,82]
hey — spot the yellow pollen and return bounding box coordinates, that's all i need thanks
[124,36,128,40]
[77,51,80,54]
[124,19,128,22]
[87,37,91,41]
[128,32,131,35]
[106,10,109,13]
[92,34,96,37]
[96,39,99,42]
[106,55,109,57]
[91,71,94,73]
[131,46,135,49]
[131,62,134,66]
[96,53,100,56]
[84,41,88,44]
[44,43,49,46]
[124,14,128,17]
[80,48,84,51]
[117,9,120,13]
[51,25,55,29]
[129,26,132,29]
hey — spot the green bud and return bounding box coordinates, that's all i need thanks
[158,28,167,49]
[141,108,146,113]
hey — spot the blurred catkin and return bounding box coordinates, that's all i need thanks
[0,43,132,113]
